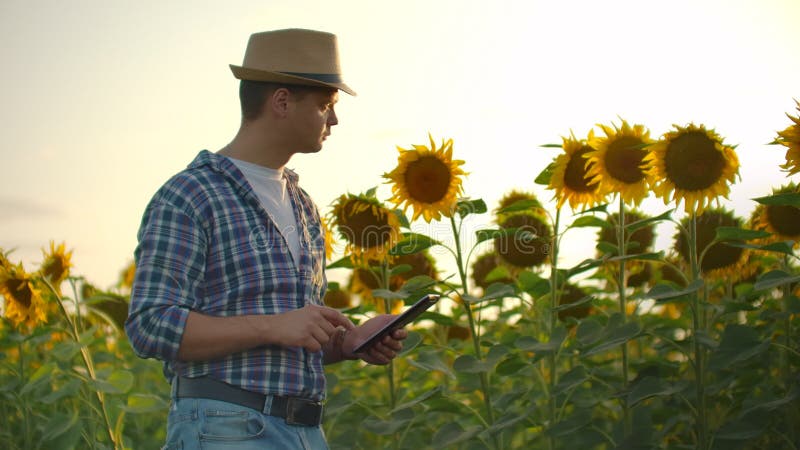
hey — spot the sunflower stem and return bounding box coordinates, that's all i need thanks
[380,261,397,411]
[449,215,498,449]
[547,208,562,450]
[43,278,120,449]
[689,213,708,450]
[616,200,631,436]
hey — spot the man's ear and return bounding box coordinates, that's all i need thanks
[269,88,291,117]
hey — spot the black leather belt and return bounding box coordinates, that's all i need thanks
[175,376,323,426]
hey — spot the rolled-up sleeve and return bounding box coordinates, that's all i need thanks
[125,200,207,361]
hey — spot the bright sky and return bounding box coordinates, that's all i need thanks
[1,0,799,289]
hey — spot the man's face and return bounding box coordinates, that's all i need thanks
[286,89,339,154]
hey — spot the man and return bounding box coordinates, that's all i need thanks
[125,29,406,450]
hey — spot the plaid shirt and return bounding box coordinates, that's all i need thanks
[125,150,328,400]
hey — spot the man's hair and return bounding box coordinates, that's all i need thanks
[239,80,334,121]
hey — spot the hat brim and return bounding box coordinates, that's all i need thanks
[229,65,356,96]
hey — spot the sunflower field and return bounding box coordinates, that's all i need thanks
[2,102,800,449]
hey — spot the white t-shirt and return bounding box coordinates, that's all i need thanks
[228,157,301,267]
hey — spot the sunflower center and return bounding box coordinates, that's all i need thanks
[340,208,393,249]
[564,146,597,192]
[604,136,647,184]
[766,204,800,237]
[403,155,452,203]
[43,258,65,282]
[664,131,725,190]
[6,279,32,308]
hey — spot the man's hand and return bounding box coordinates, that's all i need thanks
[271,304,355,352]
[344,315,408,365]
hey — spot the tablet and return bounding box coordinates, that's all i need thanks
[352,294,440,353]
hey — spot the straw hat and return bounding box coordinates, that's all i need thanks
[230,28,356,96]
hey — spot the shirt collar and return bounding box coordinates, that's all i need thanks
[190,150,300,184]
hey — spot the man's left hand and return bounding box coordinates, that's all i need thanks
[343,315,408,365]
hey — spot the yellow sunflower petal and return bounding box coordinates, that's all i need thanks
[645,123,739,214]
[384,133,466,223]
[585,119,654,206]
[547,132,607,210]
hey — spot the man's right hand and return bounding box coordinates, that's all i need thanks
[270,304,355,352]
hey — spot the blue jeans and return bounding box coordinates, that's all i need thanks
[162,397,329,450]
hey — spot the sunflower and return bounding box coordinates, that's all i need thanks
[320,217,335,260]
[494,189,545,222]
[773,99,800,176]
[646,123,739,214]
[0,261,48,328]
[547,132,606,210]
[471,251,514,290]
[329,193,401,263]
[597,210,656,256]
[390,251,438,288]
[348,265,402,314]
[447,324,471,341]
[40,241,73,291]
[585,120,654,206]
[495,211,552,268]
[384,133,466,222]
[323,283,353,309]
[674,208,752,281]
[751,182,800,245]
[119,260,136,290]
[557,283,592,323]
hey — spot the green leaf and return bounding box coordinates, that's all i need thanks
[576,319,604,347]
[497,199,544,215]
[453,354,491,373]
[122,394,168,414]
[753,269,800,291]
[625,209,673,233]
[398,330,422,355]
[364,186,378,198]
[577,204,608,215]
[389,233,441,256]
[570,215,610,229]
[644,279,703,300]
[419,311,454,326]
[475,228,518,244]
[596,241,618,255]
[709,324,769,370]
[473,282,515,303]
[534,162,555,185]
[545,409,591,436]
[552,294,593,312]
[369,289,408,300]
[553,366,588,395]
[581,320,641,358]
[566,258,604,277]
[518,271,549,298]
[753,191,800,207]
[714,226,771,241]
[40,411,79,442]
[92,370,134,394]
[725,240,797,257]
[540,143,563,148]
[432,422,483,448]
[515,326,567,356]
[326,256,353,270]
[392,208,411,229]
[408,350,455,378]
[390,386,443,413]
[40,379,82,404]
[456,198,487,217]
[607,251,664,263]
[362,413,412,435]
[20,362,56,396]
[627,377,685,407]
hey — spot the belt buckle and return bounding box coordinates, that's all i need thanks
[285,397,323,426]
